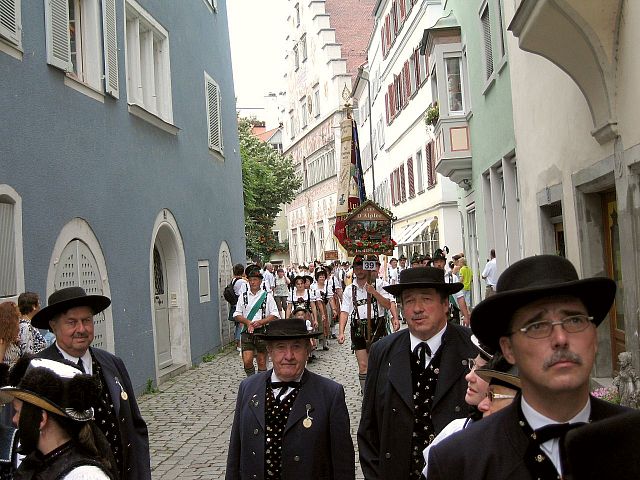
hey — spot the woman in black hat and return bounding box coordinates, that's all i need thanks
[1,357,118,480]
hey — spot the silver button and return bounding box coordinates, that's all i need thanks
[294,455,300,462]
[454,405,461,412]
[252,451,256,456]
[385,452,391,459]
[461,359,468,365]
[253,428,259,435]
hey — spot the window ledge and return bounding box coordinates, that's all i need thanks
[0,38,23,61]
[496,56,508,75]
[128,104,180,135]
[64,75,105,103]
[481,73,496,95]
[427,183,437,190]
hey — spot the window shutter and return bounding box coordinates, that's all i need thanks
[380,26,386,57]
[385,92,389,125]
[385,15,391,48]
[0,0,20,45]
[390,172,396,205]
[404,60,410,99]
[44,0,72,71]
[399,164,406,202]
[407,157,415,198]
[0,202,17,297]
[101,0,119,98]
[481,7,494,79]
[399,0,406,22]
[206,75,223,153]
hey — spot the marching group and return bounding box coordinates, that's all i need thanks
[225,250,639,480]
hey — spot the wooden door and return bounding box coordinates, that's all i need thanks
[153,244,172,368]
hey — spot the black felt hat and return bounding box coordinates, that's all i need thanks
[253,318,321,340]
[31,286,111,330]
[470,255,616,352]
[383,267,462,297]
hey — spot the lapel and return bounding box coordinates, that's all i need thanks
[388,330,413,410]
[284,370,313,434]
[248,372,268,431]
[432,325,465,407]
[90,348,122,417]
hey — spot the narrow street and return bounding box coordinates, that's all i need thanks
[140,340,366,479]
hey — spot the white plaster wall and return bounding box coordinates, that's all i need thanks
[615,1,640,148]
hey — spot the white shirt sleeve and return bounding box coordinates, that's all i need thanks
[62,465,111,480]
[341,285,353,313]
[265,292,280,318]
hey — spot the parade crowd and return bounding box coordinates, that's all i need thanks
[0,249,638,479]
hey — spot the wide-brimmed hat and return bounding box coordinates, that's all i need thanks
[475,368,521,390]
[245,265,263,279]
[0,358,98,422]
[471,335,494,361]
[253,318,321,340]
[471,255,616,352]
[384,267,463,297]
[31,286,111,330]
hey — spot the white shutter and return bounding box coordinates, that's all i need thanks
[102,0,119,98]
[206,73,223,153]
[44,0,72,71]
[0,202,17,298]
[0,0,20,46]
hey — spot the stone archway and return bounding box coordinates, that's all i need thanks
[150,209,191,382]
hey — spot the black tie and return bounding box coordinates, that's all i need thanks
[77,357,86,373]
[271,381,301,402]
[534,422,586,474]
[413,342,432,369]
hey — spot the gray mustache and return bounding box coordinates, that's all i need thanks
[543,350,582,369]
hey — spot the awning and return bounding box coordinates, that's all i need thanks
[395,217,435,246]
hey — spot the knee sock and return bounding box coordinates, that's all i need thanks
[244,366,255,376]
[358,373,367,394]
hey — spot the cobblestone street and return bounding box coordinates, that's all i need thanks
[139,340,365,479]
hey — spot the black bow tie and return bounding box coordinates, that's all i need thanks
[413,342,432,369]
[271,381,301,402]
[534,422,586,444]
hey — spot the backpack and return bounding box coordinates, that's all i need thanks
[224,278,239,305]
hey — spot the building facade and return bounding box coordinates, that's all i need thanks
[282,0,376,265]
[0,0,245,390]
[355,0,464,265]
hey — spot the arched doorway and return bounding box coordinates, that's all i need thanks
[150,210,191,379]
[47,219,114,352]
[217,241,234,346]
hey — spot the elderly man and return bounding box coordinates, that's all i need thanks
[226,318,355,479]
[426,255,630,480]
[32,286,151,480]
[337,255,397,394]
[358,267,476,480]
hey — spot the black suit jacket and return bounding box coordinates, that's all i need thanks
[426,395,630,480]
[226,369,355,480]
[358,325,475,480]
[37,344,151,480]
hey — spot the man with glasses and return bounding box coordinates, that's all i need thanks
[426,255,630,480]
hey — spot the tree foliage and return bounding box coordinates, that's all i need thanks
[239,118,301,262]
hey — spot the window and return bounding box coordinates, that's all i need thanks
[0,196,17,298]
[480,2,494,80]
[205,72,223,154]
[445,57,464,114]
[426,142,437,188]
[294,3,300,27]
[125,0,173,122]
[313,87,320,117]
[289,111,296,139]
[415,149,424,193]
[399,164,406,202]
[293,44,299,70]
[300,98,307,129]
[378,117,385,147]
[0,0,22,48]
[273,230,281,243]
[407,157,415,198]
[198,260,210,303]
[43,0,118,96]
[301,33,307,61]
[496,0,506,60]
[300,227,307,261]
[291,231,298,263]
[305,149,335,188]
[317,222,324,252]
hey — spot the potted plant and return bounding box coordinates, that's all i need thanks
[425,102,439,127]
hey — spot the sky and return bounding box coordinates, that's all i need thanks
[227,0,288,119]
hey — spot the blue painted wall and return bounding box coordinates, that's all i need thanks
[0,0,245,391]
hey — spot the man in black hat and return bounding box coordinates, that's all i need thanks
[426,255,631,480]
[234,265,281,376]
[358,266,476,480]
[226,318,355,479]
[32,286,150,480]
[337,254,395,394]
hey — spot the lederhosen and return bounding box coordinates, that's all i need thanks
[349,280,387,352]
[409,346,443,480]
[241,291,268,353]
[264,380,301,479]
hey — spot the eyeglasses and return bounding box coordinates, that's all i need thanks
[514,315,594,339]
[467,358,478,371]
[486,391,516,401]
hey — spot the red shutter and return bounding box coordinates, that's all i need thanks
[392,1,398,34]
[381,26,386,57]
[404,60,411,99]
[399,0,406,22]
[426,142,436,187]
[407,157,415,198]
[385,15,391,48]
[399,164,406,202]
[415,50,421,86]
[390,172,396,205]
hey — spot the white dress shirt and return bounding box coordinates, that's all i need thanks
[57,345,93,375]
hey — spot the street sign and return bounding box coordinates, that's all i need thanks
[363,260,377,271]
